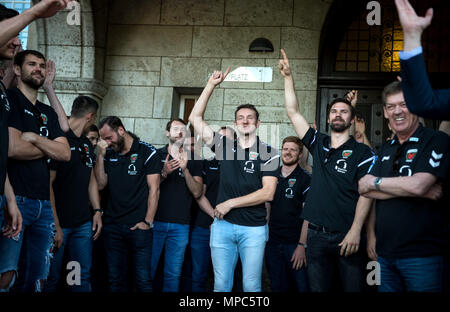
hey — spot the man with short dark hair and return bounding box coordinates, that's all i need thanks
[44,96,102,292]
[189,69,280,292]
[359,81,449,292]
[95,116,161,292]
[0,49,70,292]
[265,136,311,292]
[281,49,374,292]
[151,118,203,292]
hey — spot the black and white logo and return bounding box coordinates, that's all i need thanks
[244,160,255,174]
[285,188,294,199]
[335,159,347,174]
[128,164,137,175]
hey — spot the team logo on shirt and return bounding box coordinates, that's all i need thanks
[249,152,259,161]
[41,113,48,125]
[130,153,138,163]
[405,149,417,162]
[128,164,137,175]
[342,150,352,159]
[244,160,255,174]
[398,165,412,176]
[285,187,294,199]
[335,159,348,174]
[288,178,296,188]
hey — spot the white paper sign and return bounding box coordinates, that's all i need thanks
[224,67,273,83]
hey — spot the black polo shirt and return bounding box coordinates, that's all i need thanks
[369,124,449,258]
[6,87,65,200]
[268,165,311,245]
[103,138,161,225]
[155,145,203,225]
[213,134,280,226]
[301,127,375,233]
[0,81,10,195]
[50,129,95,228]
[193,159,220,229]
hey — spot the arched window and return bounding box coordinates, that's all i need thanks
[0,0,32,49]
[318,0,449,149]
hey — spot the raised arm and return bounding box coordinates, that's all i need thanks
[43,60,69,133]
[189,67,230,145]
[0,0,72,47]
[280,49,310,140]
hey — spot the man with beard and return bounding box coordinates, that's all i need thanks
[95,116,161,292]
[280,49,375,292]
[265,136,311,292]
[189,70,280,292]
[45,96,102,292]
[0,50,70,292]
[151,119,203,292]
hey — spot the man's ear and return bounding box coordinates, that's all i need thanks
[13,64,21,77]
[256,119,261,128]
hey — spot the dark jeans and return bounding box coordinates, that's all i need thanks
[102,223,153,292]
[306,227,366,292]
[190,226,211,292]
[378,255,444,292]
[265,243,309,292]
[45,221,93,292]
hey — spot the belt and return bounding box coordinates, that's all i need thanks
[308,223,341,234]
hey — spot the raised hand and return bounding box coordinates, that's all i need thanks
[345,90,358,108]
[97,138,108,157]
[355,116,366,136]
[208,67,230,87]
[29,0,73,19]
[278,49,292,77]
[394,0,433,50]
[43,60,55,90]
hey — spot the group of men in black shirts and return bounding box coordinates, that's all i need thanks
[0,0,449,293]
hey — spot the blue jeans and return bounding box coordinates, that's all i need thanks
[378,256,444,292]
[151,221,189,292]
[210,218,268,292]
[265,243,309,292]
[190,226,211,292]
[45,221,93,292]
[0,196,55,292]
[102,223,153,292]
[306,227,366,292]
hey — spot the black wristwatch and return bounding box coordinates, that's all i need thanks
[143,220,154,228]
[93,208,104,216]
[298,242,307,249]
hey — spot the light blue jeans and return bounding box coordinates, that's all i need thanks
[210,218,268,292]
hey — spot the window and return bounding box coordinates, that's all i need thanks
[0,0,32,49]
[335,0,449,73]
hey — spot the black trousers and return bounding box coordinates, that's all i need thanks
[306,227,366,292]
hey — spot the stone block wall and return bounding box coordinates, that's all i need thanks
[34,0,333,149]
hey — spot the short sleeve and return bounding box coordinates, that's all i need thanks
[414,132,449,179]
[145,147,162,175]
[301,127,318,153]
[355,145,375,181]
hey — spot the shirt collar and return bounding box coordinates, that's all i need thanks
[391,123,423,145]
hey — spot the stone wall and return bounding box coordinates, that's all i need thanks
[34,0,333,149]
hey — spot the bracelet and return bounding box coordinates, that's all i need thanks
[143,220,154,228]
[298,242,307,248]
[93,208,103,216]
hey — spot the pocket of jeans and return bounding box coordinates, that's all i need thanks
[15,195,25,204]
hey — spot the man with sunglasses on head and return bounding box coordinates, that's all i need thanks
[359,81,449,292]
[0,50,70,292]
[281,49,375,292]
[44,96,102,292]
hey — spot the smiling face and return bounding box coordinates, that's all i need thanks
[327,102,353,133]
[166,120,186,145]
[99,124,125,153]
[384,92,419,137]
[281,141,302,166]
[234,107,260,136]
[16,54,46,90]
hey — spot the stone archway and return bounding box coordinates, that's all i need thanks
[29,0,108,113]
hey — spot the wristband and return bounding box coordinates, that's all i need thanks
[143,220,154,228]
[298,242,307,249]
